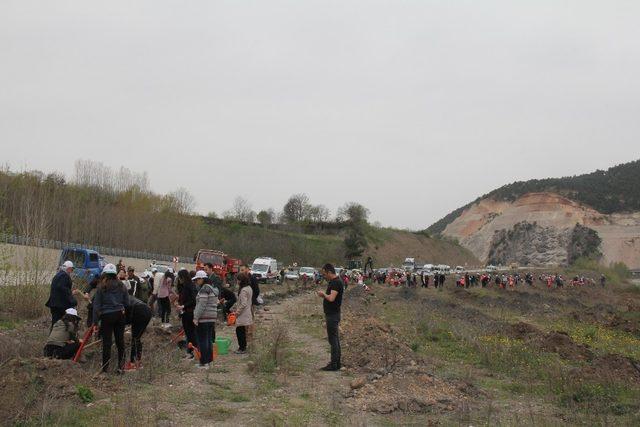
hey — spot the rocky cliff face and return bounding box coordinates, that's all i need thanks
[440,192,640,268]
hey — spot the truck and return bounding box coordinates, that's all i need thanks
[59,247,105,284]
[194,249,241,283]
[251,257,279,283]
[403,257,417,272]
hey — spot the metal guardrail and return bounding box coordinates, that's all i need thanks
[0,233,189,263]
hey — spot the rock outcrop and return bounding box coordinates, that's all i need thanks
[440,192,640,268]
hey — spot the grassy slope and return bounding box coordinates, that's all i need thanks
[201,222,479,268]
[371,274,640,425]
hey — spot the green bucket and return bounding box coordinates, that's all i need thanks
[215,337,232,355]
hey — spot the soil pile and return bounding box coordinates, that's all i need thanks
[341,288,469,415]
[576,354,640,384]
[506,322,593,361]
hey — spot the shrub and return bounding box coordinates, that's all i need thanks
[76,385,94,403]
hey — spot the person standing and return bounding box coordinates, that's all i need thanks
[46,261,79,329]
[92,264,130,374]
[600,274,606,288]
[193,276,219,369]
[152,270,175,326]
[239,264,260,342]
[317,263,344,371]
[204,263,237,317]
[125,267,141,296]
[234,273,253,354]
[178,270,201,359]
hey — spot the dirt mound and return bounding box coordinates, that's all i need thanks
[571,306,640,337]
[576,354,640,384]
[451,288,477,299]
[341,303,470,414]
[506,322,541,339]
[346,369,468,415]
[536,331,593,361]
[341,314,411,373]
[506,322,593,361]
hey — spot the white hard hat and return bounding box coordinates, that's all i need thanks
[103,263,117,274]
[62,260,74,269]
[65,308,80,318]
[194,270,208,280]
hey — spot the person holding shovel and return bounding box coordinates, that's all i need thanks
[44,308,81,359]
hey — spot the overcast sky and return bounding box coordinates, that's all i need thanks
[1,1,639,229]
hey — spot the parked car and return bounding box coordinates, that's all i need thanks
[299,267,316,280]
[59,247,105,284]
[285,269,300,281]
[149,262,172,274]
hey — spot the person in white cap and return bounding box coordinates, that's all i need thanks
[93,263,130,373]
[44,307,81,359]
[45,260,80,330]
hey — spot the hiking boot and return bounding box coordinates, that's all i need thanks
[234,349,247,355]
[197,363,210,370]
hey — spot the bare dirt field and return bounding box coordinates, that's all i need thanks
[1,271,640,426]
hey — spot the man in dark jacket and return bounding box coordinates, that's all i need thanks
[204,263,237,316]
[45,261,78,329]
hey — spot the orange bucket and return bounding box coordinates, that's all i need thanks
[227,312,237,326]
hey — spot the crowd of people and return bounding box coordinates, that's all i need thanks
[43,260,346,375]
[347,267,607,292]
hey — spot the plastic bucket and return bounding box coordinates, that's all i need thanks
[215,337,232,355]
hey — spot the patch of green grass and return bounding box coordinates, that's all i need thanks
[76,385,94,403]
[551,319,640,360]
[198,405,233,421]
[0,318,19,329]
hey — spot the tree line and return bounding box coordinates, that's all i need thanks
[0,161,371,262]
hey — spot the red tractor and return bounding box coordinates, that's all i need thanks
[194,249,241,284]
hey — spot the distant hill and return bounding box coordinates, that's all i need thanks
[426,160,640,268]
[428,159,640,236]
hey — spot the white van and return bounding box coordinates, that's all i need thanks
[251,257,279,283]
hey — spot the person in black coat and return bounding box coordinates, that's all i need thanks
[45,261,79,329]
[125,296,153,368]
[177,269,199,358]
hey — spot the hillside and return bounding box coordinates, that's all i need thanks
[427,160,640,268]
[0,167,477,269]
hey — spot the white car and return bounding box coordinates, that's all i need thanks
[285,270,300,280]
[150,263,172,274]
[299,267,316,279]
